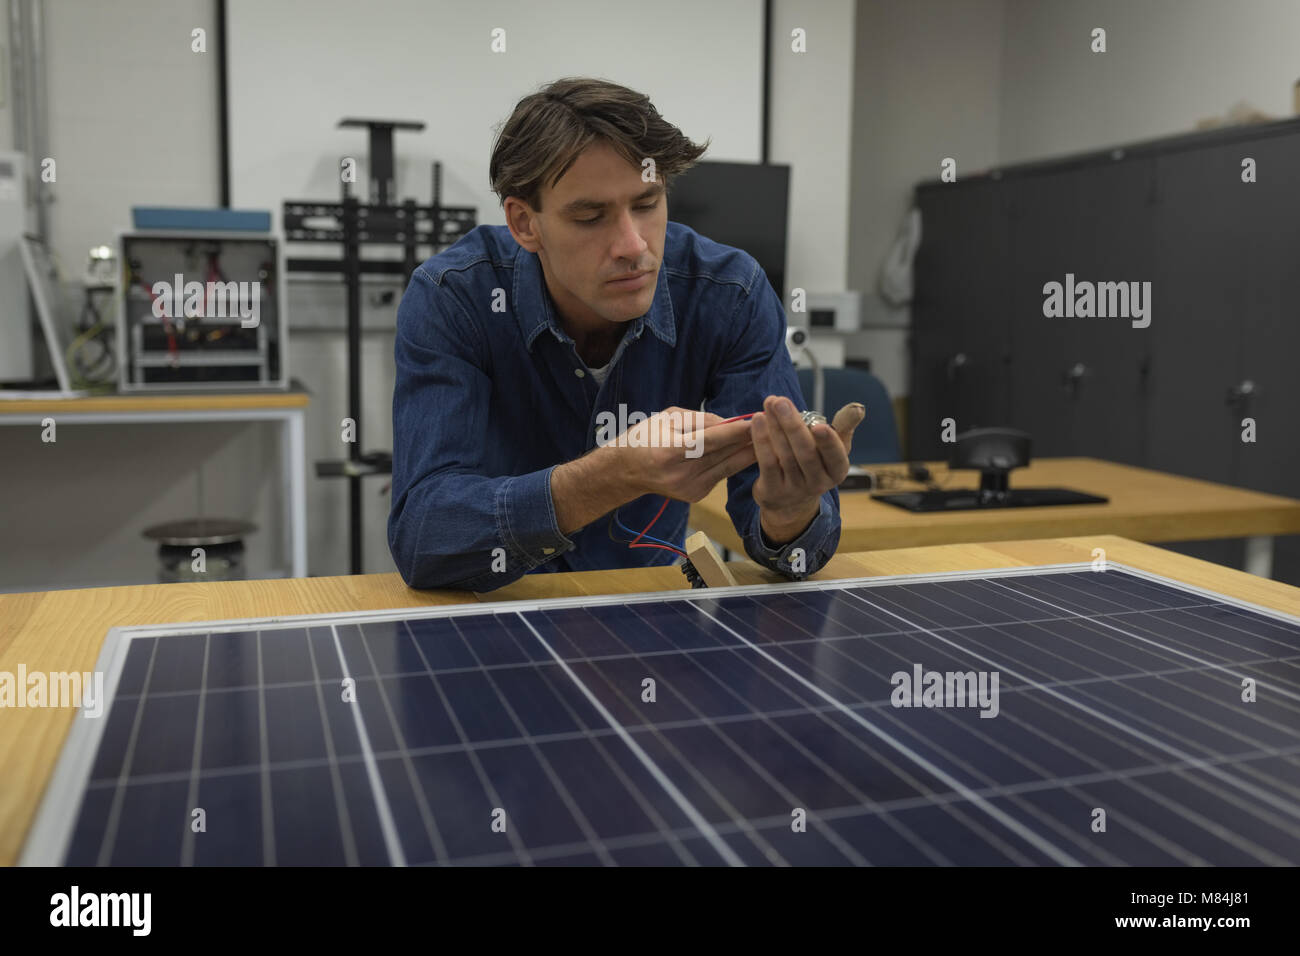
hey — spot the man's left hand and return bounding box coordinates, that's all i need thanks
[751,395,865,545]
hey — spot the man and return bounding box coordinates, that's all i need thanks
[389,77,862,591]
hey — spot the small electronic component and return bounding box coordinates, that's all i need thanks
[683,531,738,588]
[680,560,706,589]
[800,410,827,427]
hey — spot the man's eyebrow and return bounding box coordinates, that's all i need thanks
[560,184,664,215]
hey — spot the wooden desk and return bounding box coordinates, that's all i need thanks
[691,457,1300,577]
[0,385,311,580]
[3,534,1298,866]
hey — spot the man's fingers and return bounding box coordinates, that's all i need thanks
[751,412,783,481]
[766,396,819,485]
[813,424,851,482]
[704,442,758,488]
[681,409,725,428]
[682,417,752,451]
[830,402,866,456]
[652,401,864,494]
[772,395,818,453]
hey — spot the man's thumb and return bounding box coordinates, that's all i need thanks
[831,402,866,454]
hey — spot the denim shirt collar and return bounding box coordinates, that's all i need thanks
[512,244,677,352]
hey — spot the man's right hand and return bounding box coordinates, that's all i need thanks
[614,406,757,503]
[551,406,756,538]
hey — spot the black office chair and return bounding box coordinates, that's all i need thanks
[796,367,902,465]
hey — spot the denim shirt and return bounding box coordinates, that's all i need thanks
[388,221,841,591]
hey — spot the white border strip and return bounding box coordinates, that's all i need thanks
[34,562,1300,644]
[20,623,143,866]
[19,562,1300,865]
[329,626,407,866]
[1094,563,1300,626]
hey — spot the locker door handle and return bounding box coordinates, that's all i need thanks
[1226,380,1256,407]
[1063,362,1088,397]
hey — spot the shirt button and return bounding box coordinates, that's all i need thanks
[542,547,555,555]
[574,368,586,378]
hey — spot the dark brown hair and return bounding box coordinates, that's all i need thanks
[489,77,709,211]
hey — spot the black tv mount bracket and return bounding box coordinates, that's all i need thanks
[282,118,478,575]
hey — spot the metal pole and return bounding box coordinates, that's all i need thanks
[8,1,26,154]
[28,0,49,241]
[8,0,31,232]
[343,189,363,574]
[216,0,230,207]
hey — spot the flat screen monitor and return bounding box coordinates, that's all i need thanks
[666,160,790,300]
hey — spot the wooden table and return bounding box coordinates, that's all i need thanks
[3,534,1298,866]
[691,457,1300,577]
[0,386,311,579]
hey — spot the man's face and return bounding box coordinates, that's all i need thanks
[506,140,667,334]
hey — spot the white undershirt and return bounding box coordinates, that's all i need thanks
[588,362,611,386]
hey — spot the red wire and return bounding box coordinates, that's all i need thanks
[633,497,669,544]
[622,409,758,559]
[205,257,216,315]
[629,541,686,557]
[139,279,178,362]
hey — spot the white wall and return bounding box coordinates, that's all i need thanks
[771,0,857,294]
[999,0,1300,165]
[45,0,220,285]
[844,0,1004,401]
[0,10,13,152]
[227,0,766,217]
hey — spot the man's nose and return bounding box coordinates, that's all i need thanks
[611,208,649,261]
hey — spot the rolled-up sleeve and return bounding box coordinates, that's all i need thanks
[706,265,842,579]
[388,268,573,590]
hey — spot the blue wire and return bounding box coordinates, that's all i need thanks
[613,509,683,553]
[614,514,681,552]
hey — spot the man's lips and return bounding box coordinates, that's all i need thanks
[608,270,652,284]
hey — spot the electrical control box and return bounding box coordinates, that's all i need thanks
[116,228,288,391]
[804,290,861,333]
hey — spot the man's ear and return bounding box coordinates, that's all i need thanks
[504,197,542,253]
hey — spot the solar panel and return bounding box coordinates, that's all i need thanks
[22,563,1300,866]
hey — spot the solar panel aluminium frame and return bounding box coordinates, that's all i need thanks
[20,560,1300,866]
